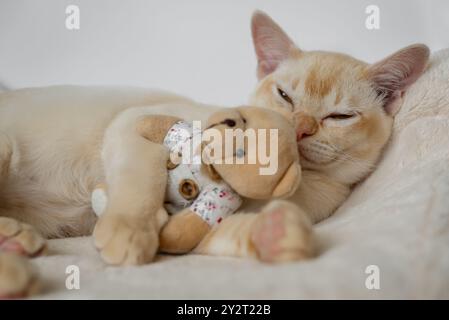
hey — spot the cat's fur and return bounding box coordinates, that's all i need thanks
[0,11,429,297]
[248,11,430,222]
[196,12,429,257]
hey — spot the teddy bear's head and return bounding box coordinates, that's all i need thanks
[202,106,301,199]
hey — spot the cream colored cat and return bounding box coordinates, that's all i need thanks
[0,11,429,298]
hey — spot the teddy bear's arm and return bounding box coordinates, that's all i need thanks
[159,184,242,254]
[159,208,210,254]
[136,115,182,143]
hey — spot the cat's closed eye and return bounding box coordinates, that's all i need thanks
[276,87,293,106]
[324,113,355,120]
[323,112,359,127]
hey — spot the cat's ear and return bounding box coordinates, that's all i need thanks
[251,10,300,80]
[366,44,430,116]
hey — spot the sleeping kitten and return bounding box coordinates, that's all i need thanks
[194,11,429,259]
[0,11,429,298]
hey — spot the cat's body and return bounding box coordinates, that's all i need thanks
[0,11,429,297]
[0,85,343,243]
[0,86,216,238]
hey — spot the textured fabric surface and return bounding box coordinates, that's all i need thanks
[31,49,449,299]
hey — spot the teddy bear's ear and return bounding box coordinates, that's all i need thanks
[271,162,301,198]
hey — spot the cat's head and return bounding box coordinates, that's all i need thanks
[249,11,429,185]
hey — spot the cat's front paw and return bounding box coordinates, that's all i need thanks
[93,212,159,265]
[0,217,47,257]
[0,253,40,299]
[251,200,315,263]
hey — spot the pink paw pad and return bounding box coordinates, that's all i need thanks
[252,209,287,261]
[0,239,27,256]
[0,292,27,300]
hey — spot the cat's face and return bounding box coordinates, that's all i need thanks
[249,11,429,184]
[250,51,393,184]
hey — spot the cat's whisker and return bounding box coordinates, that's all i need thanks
[314,131,378,173]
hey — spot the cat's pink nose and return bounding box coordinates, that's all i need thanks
[295,114,318,141]
[297,129,314,141]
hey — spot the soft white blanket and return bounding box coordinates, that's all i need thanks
[31,49,449,299]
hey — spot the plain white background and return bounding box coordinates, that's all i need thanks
[0,0,448,105]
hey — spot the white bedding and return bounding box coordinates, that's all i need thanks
[30,49,449,299]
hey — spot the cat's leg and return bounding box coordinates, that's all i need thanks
[193,200,315,262]
[93,121,169,265]
[0,132,13,183]
[0,217,45,299]
[0,253,39,299]
[0,217,47,257]
[0,136,47,256]
[0,135,44,298]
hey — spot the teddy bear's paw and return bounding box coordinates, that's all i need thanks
[93,213,159,265]
[0,253,40,299]
[251,200,315,263]
[0,217,47,257]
